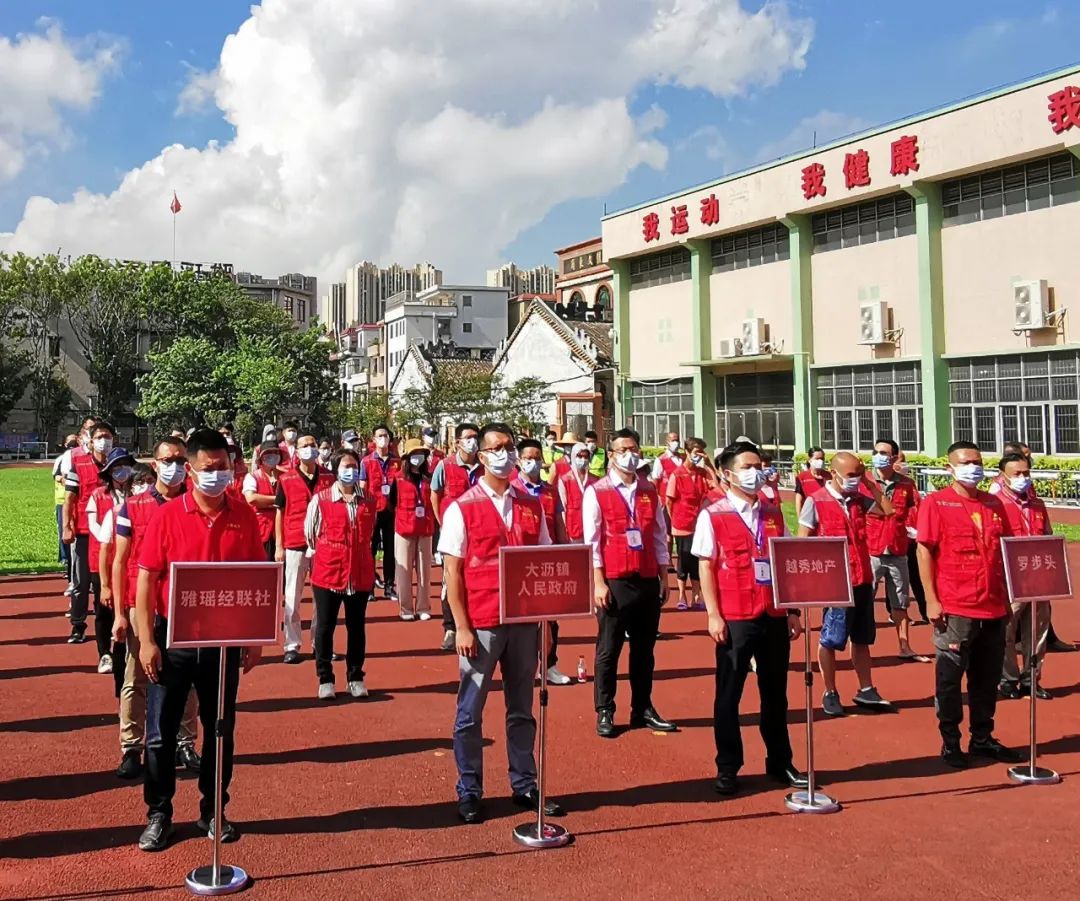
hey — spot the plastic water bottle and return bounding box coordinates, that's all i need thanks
[577,656,588,683]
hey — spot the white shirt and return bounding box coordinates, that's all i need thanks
[557,468,592,508]
[692,492,788,559]
[650,450,681,481]
[52,448,73,479]
[437,479,552,558]
[581,471,671,569]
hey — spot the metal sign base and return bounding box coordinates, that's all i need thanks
[513,822,571,848]
[785,789,841,814]
[185,865,248,895]
[1008,765,1061,786]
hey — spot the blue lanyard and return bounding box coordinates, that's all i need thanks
[615,482,637,527]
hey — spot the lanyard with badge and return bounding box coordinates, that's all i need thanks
[616,485,644,550]
[377,455,393,496]
[740,508,771,585]
[414,477,427,519]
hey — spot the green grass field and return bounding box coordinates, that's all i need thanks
[0,467,64,575]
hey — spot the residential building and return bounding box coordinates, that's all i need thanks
[554,238,613,324]
[334,324,381,403]
[383,284,509,386]
[325,282,346,335]
[339,261,443,331]
[389,342,497,440]
[486,262,557,296]
[235,271,318,329]
[367,327,388,393]
[601,65,1080,458]
[508,292,557,333]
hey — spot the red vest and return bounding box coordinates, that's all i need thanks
[440,456,480,516]
[759,483,781,505]
[456,485,543,629]
[512,476,557,537]
[809,488,872,586]
[247,470,278,543]
[998,490,1050,538]
[863,475,920,557]
[595,477,660,579]
[656,453,681,497]
[363,454,401,512]
[668,466,710,532]
[797,469,827,496]
[430,448,446,467]
[125,491,166,609]
[279,468,334,549]
[88,487,115,575]
[560,470,596,542]
[551,457,571,482]
[704,485,727,505]
[706,497,787,620]
[920,488,1009,618]
[394,475,435,538]
[72,449,103,534]
[309,488,377,593]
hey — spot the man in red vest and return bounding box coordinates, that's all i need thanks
[438,422,564,825]
[665,437,717,610]
[557,441,596,543]
[584,427,676,737]
[243,441,283,560]
[62,418,115,645]
[917,440,1025,769]
[695,441,807,796]
[432,422,482,650]
[275,433,334,663]
[650,430,684,495]
[994,452,1054,700]
[794,446,827,518]
[798,450,893,717]
[362,424,401,599]
[423,426,445,467]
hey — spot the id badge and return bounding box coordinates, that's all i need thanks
[626,528,644,550]
[415,505,426,519]
[753,558,772,585]
[381,484,391,496]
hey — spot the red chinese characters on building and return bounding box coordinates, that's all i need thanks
[642,212,660,243]
[700,193,719,227]
[670,204,689,235]
[801,163,827,200]
[1048,85,1080,135]
[843,149,871,189]
[890,135,920,176]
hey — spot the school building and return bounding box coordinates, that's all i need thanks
[601,65,1080,458]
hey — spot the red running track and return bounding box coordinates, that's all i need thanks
[2,567,1080,901]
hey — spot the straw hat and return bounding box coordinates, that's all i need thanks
[556,431,579,446]
[402,438,427,455]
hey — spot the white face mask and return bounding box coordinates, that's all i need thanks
[319,448,331,460]
[809,458,825,472]
[224,435,235,446]
[157,461,186,487]
[729,468,763,493]
[586,441,597,452]
[132,483,150,496]
[544,437,555,447]
[952,463,984,486]
[284,430,297,443]
[837,474,862,495]
[460,437,478,455]
[262,454,281,468]
[1009,475,1032,494]
[342,441,354,451]
[423,434,434,447]
[297,446,319,462]
[614,450,641,473]
[481,448,518,479]
[93,437,113,454]
[691,453,705,467]
[520,458,541,477]
[573,456,589,470]
[375,435,389,450]
[194,469,233,497]
[668,440,680,453]
[409,454,426,468]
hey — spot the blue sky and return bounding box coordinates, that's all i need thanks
[0,1,1077,283]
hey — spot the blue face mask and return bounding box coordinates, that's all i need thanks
[338,467,360,485]
[111,466,132,484]
[195,469,233,497]
[871,453,891,470]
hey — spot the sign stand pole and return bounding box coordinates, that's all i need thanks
[1008,601,1061,786]
[186,647,248,895]
[785,607,840,814]
[513,621,570,849]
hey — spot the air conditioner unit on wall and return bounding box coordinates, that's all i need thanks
[740,318,766,356]
[717,338,742,359]
[858,300,888,345]
[1013,279,1050,330]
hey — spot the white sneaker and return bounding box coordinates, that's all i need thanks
[318,683,335,700]
[97,654,113,674]
[400,613,415,622]
[434,552,443,566]
[546,666,572,686]
[348,680,368,698]
[418,612,432,621]
[64,585,75,598]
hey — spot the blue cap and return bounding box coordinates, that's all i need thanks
[102,447,135,473]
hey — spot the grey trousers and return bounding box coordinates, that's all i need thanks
[453,623,538,800]
[1002,600,1051,685]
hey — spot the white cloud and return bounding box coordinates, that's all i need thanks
[176,64,219,116]
[0,0,813,289]
[755,109,870,164]
[0,21,120,181]
[678,125,732,164]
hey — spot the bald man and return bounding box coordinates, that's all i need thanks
[798,451,894,717]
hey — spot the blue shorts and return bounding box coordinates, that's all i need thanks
[819,583,877,650]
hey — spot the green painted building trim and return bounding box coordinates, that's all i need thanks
[686,240,717,448]
[907,181,950,456]
[782,215,815,451]
[611,259,632,428]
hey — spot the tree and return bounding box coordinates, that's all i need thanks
[226,336,297,425]
[136,336,231,429]
[495,376,554,438]
[33,364,73,448]
[395,366,495,436]
[0,258,32,427]
[329,390,393,441]
[287,326,338,435]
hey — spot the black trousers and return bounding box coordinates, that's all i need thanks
[594,575,661,714]
[144,618,241,821]
[933,614,1007,745]
[312,585,370,684]
[371,509,396,587]
[546,622,559,668]
[263,537,276,562]
[70,535,97,627]
[714,615,792,776]
[93,589,112,657]
[907,543,927,620]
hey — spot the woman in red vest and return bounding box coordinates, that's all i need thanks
[393,438,436,621]
[305,449,378,700]
[558,441,597,543]
[794,446,827,517]
[243,441,283,561]
[665,437,717,610]
[759,452,782,505]
[695,440,807,796]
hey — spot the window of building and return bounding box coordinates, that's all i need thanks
[297,298,307,322]
[462,294,472,307]
[596,285,611,313]
[714,371,795,458]
[629,378,694,447]
[815,362,923,452]
[628,246,691,289]
[942,153,1080,226]
[462,322,473,333]
[283,297,294,315]
[48,336,61,359]
[711,223,790,272]
[811,193,915,253]
[948,351,1080,454]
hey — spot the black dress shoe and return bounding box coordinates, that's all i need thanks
[767,765,809,789]
[138,814,173,852]
[998,681,1021,700]
[596,710,615,738]
[941,744,969,769]
[969,737,1025,763]
[512,789,565,817]
[332,652,343,662]
[116,750,142,780]
[177,745,202,774]
[67,626,86,644]
[197,816,239,843]
[1047,638,1078,653]
[714,773,739,796]
[458,797,483,824]
[1020,683,1052,700]
[630,707,677,732]
[283,650,301,664]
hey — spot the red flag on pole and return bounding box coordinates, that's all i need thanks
[170,191,182,214]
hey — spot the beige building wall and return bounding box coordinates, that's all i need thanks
[626,282,694,379]
[709,262,792,355]
[941,204,1079,355]
[809,236,920,366]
